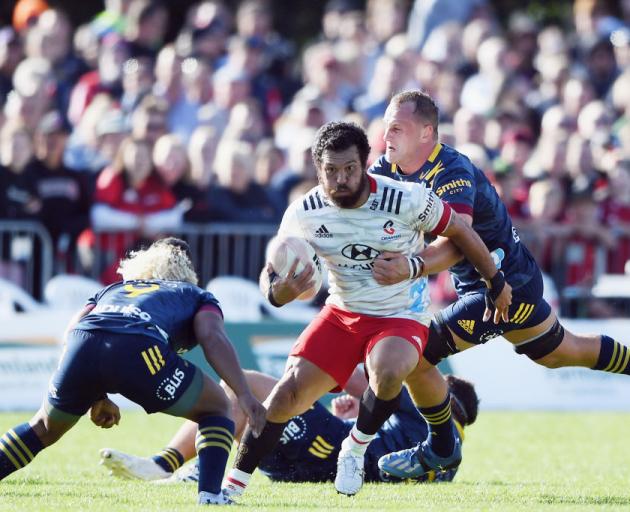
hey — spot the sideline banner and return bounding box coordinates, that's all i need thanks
[1,318,629,411]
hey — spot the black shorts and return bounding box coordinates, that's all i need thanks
[424,271,552,364]
[47,329,199,416]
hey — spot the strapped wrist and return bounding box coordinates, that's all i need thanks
[488,271,505,300]
[407,255,425,279]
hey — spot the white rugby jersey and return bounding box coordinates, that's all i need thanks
[278,174,452,325]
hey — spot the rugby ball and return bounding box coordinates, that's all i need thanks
[266,235,322,301]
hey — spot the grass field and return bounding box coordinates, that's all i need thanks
[1,410,630,511]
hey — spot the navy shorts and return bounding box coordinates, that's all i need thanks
[424,270,552,364]
[47,329,200,416]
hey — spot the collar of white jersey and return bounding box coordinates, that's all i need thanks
[368,174,377,194]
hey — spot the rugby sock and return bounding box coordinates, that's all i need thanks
[226,421,287,495]
[195,415,235,494]
[356,386,402,435]
[340,425,375,456]
[593,335,630,375]
[0,423,44,480]
[151,447,184,474]
[419,394,456,457]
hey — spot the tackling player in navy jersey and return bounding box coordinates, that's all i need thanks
[369,89,630,480]
[0,238,265,506]
[100,369,478,485]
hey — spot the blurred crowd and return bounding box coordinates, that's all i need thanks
[0,0,629,311]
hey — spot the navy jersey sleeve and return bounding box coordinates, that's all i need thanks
[196,289,223,318]
[85,282,117,307]
[431,163,476,216]
[368,155,393,177]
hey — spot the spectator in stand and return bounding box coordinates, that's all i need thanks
[498,129,535,179]
[80,137,183,282]
[31,111,89,248]
[130,94,168,146]
[198,65,251,135]
[292,43,346,123]
[205,139,281,223]
[603,159,630,273]
[492,161,529,225]
[0,121,41,220]
[119,56,154,116]
[221,99,266,145]
[561,180,617,317]
[0,27,23,107]
[25,9,86,120]
[7,56,56,132]
[123,0,169,59]
[67,33,128,126]
[460,36,511,115]
[526,178,569,270]
[184,125,219,223]
[153,133,196,212]
[91,0,132,39]
[452,107,494,160]
[64,95,125,175]
[353,54,405,123]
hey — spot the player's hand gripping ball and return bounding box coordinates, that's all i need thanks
[266,235,323,300]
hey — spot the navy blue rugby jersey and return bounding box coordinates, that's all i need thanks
[370,143,539,294]
[74,280,221,352]
[259,390,440,483]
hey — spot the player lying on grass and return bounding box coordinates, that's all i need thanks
[0,238,265,506]
[369,89,630,481]
[100,369,478,485]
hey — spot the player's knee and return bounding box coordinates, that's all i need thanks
[369,364,409,395]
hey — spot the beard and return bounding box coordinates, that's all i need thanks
[324,171,368,208]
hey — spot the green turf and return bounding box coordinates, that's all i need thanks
[1,410,629,511]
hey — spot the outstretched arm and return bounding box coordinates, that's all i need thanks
[440,211,511,323]
[194,310,266,436]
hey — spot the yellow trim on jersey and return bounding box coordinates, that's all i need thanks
[422,160,444,184]
[141,351,156,375]
[315,436,334,450]
[427,143,442,163]
[308,446,330,459]
[511,303,534,324]
[154,346,165,367]
[147,347,161,370]
[391,163,398,174]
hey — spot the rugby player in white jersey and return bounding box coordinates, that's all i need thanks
[222,121,511,501]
